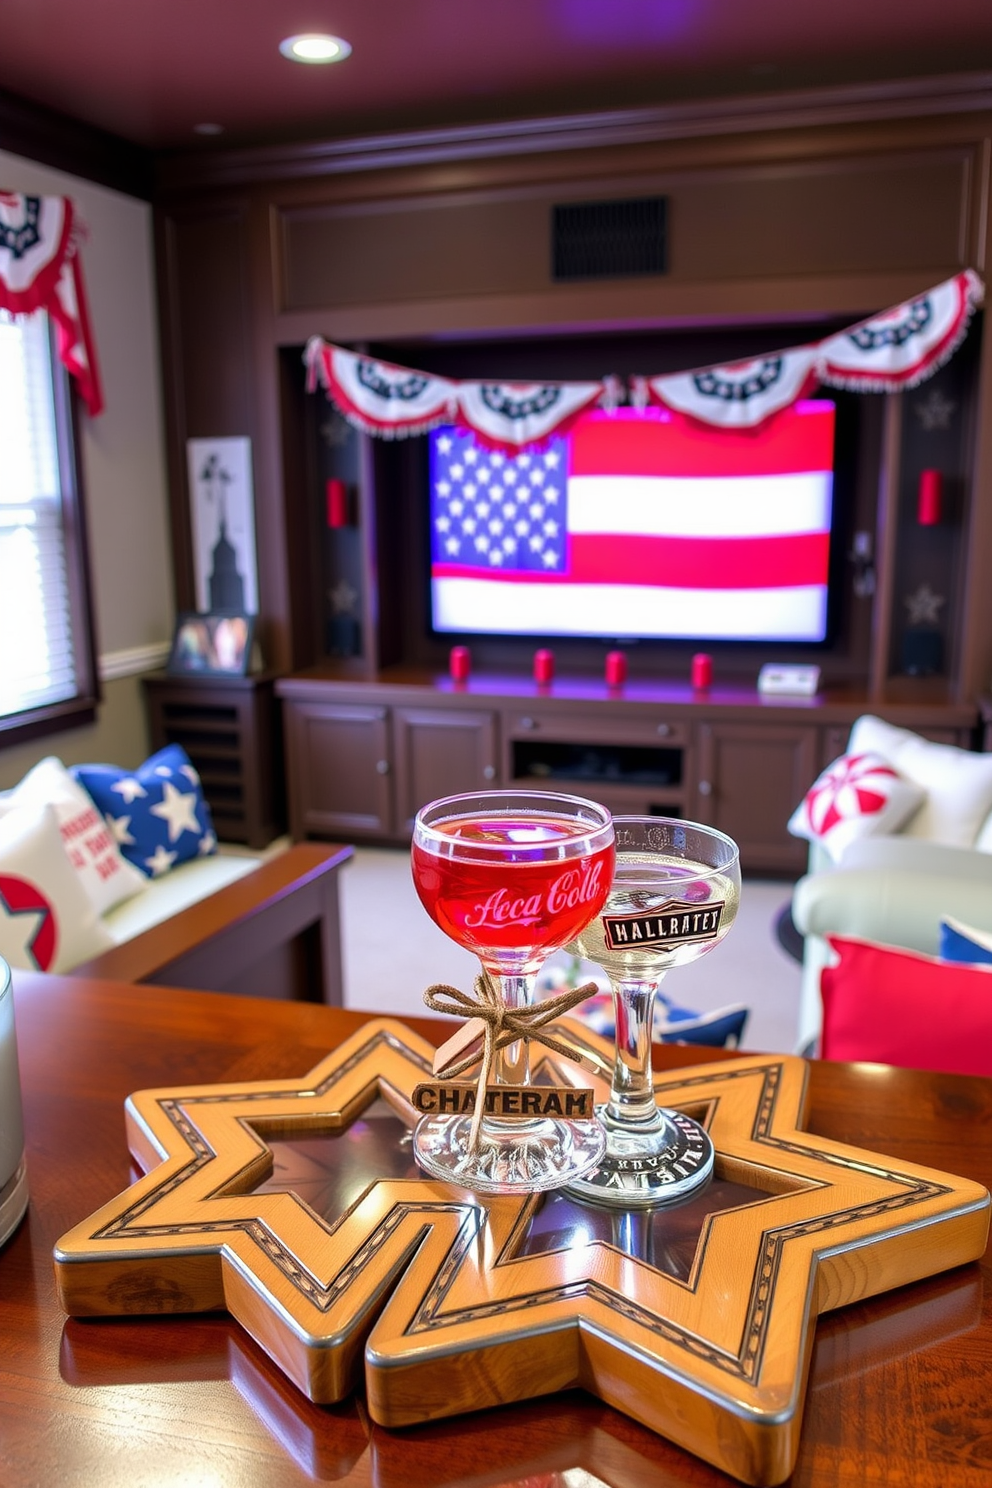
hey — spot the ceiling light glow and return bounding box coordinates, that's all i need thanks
[279,33,351,65]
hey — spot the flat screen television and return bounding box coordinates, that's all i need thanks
[428,399,838,645]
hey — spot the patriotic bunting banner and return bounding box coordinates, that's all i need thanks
[815,269,983,391]
[306,271,983,443]
[305,338,614,446]
[0,192,104,416]
[305,339,458,436]
[638,346,820,430]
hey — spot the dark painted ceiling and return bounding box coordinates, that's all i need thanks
[3,0,992,152]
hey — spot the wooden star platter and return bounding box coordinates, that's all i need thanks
[53,1017,989,1487]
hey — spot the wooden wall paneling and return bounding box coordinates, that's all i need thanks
[276,148,977,320]
[957,137,992,699]
[154,203,256,616]
[868,395,903,700]
[279,344,322,671]
[245,199,293,673]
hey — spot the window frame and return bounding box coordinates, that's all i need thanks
[0,316,100,748]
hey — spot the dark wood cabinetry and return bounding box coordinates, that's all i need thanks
[277,669,978,874]
[696,721,819,874]
[392,705,498,835]
[282,698,392,840]
[142,672,284,848]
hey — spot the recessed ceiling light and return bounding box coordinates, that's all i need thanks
[279,33,352,65]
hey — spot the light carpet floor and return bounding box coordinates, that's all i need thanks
[338,846,803,1054]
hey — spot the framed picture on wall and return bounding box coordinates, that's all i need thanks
[167,613,255,677]
[186,437,259,615]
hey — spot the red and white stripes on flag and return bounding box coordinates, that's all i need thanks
[431,402,835,642]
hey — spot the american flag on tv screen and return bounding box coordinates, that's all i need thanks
[429,402,835,641]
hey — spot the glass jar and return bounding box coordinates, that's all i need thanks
[0,957,29,1248]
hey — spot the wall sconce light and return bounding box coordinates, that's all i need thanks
[918,469,943,526]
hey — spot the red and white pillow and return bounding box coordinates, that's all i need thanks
[788,750,925,863]
[0,757,145,917]
[848,715,992,848]
[0,804,113,973]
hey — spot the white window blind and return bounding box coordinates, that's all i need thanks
[0,311,79,718]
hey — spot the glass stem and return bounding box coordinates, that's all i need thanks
[495,974,532,1087]
[606,975,663,1128]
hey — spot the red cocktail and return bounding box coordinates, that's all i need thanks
[412,812,613,972]
[410,790,615,1194]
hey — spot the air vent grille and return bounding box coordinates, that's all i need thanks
[551,196,667,282]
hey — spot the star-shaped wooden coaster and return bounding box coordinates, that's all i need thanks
[53,1017,989,1487]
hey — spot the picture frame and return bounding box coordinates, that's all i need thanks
[166,613,255,677]
[186,437,259,615]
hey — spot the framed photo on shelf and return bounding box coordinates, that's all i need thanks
[167,613,255,677]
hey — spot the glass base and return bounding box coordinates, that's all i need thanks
[564,1107,714,1209]
[0,1157,29,1249]
[413,1114,607,1195]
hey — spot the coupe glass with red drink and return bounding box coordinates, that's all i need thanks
[411,789,615,1193]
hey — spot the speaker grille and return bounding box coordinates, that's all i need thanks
[551,196,667,282]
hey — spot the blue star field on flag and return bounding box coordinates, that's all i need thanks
[429,426,569,573]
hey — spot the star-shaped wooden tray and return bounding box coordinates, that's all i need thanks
[53,1018,990,1486]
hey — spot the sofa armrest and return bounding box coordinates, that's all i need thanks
[73,843,353,1005]
[792,854,992,957]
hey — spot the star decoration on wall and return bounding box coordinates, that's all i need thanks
[54,1020,989,1487]
[329,579,358,616]
[904,582,946,626]
[912,387,956,431]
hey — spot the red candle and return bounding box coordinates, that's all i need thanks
[326,478,349,528]
[918,469,942,526]
[691,652,713,689]
[449,645,471,682]
[605,650,627,687]
[533,648,555,685]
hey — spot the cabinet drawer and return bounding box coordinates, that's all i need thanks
[505,710,685,798]
[505,711,688,746]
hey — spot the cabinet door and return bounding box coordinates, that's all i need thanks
[283,700,392,839]
[392,707,498,834]
[695,722,817,874]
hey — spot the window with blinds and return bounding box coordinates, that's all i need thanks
[0,311,96,730]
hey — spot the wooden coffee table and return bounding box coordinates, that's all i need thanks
[3,970,990,1487]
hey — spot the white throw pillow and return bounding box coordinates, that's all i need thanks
[0,756,145,916]
[0,804,113,972]
[788,751,925,863]
[848,715,992,847]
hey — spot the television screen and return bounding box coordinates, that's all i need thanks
[428,400,837,644]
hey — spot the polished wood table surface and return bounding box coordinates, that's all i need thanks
[3,971,991,1488]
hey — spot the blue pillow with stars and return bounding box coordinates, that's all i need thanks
[72,745,217,878]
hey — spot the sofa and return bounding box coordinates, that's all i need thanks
[788,715,992,1056]
[0,751,351,1003]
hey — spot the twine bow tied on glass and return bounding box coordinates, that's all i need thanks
[423,970,606,1152]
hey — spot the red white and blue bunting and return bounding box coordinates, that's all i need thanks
[306,271,983,445]
[0,192,104,417]
[305,339,614,447]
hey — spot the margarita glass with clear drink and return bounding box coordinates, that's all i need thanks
[566,816,740,1208]
[411,789,615,1194]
